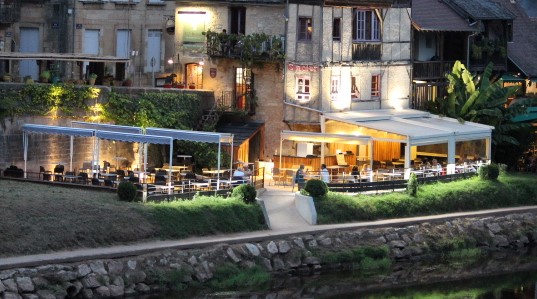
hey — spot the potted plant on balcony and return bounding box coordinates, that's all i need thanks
[23,75,34,84]
[39,70,51,83]
[2,73,12,82]
[188,82,196,89]
[122,77,133,87]
[88,73,97,85]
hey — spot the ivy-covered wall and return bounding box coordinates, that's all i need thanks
[0,83,221,173]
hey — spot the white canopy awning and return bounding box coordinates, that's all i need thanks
[145,127,234,181]
[322,109,493,146]
[321,109,494,171]
[145,128,234,144]
[22,124,94,137]
[72,121,143,134]
[22,124,96,176]
[95,131,172,145]
[280,130,370,145]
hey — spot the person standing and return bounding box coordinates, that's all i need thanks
[320,164,330,183]
[295,164,305,190]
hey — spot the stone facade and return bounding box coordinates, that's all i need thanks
[1,212,536,298]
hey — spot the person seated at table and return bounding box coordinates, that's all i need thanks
[351,165,359,178]
[243,164,252,177]
[320,164,330,183]
[431,159,441,170]
[233,166,245,178]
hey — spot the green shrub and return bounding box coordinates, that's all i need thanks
[407,172,418,196]
[304,179,328,199]
[478,163,500,180]
[117,181,138,201]
[232,184,257,204]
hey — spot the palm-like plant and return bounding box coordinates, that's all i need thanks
[428,60,534,148]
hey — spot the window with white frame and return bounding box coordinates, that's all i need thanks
[352,9,380,41]
[351,75,360,100]
[331,76,340,100]
[295,76,310,102]
[371,74,381,98]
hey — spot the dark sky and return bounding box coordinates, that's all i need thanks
[519,0,537,17]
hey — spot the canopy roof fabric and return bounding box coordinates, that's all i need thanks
[95,131,172,145]
[72,121,143,134]
[22,124,95,137]
[280,130,370,145]
[322,109,493,146]
[146,128,234,144]
[0,52,130,62]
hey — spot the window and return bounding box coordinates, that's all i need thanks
[230,7,246,35]
[333,18,341,41]
[371,74,380,98]
[296,76,310,102]
[298,17,312,41]
[352,9,380,41]
[331,76,340,101]
[351,75,360,100]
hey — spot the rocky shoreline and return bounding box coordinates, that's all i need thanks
[1,212,537,299]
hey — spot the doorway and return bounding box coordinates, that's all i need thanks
[185,63,203,89]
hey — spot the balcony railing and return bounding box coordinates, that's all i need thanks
[218,90,256,115]
[469,51,507,71]
[352,42,381,61]
[206,31,285,63]
[411,82,448,111]
[413,61,454,80]
[0,2,20,24]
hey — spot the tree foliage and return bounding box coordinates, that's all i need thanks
[428,60,536,150]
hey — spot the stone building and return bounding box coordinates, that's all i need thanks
[0,0,414,167]
[0,0,176,85]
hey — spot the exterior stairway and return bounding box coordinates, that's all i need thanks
[196,102,221,131]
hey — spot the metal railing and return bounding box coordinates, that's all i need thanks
[413,61,454,80]
[352,42,381,61]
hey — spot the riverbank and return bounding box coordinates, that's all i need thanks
[2,208,537,298]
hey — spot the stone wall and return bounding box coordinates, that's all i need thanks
[1,212,537,298]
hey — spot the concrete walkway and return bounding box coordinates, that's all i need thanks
[258,185,310,230]
[1,185,537,271]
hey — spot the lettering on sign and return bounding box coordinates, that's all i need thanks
[287,63,320,72]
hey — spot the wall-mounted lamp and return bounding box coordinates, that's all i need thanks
[168,58,174,65]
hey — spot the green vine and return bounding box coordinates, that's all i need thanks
[102,92,203,129]
[204,30,285,68]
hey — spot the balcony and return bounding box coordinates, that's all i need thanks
[351,42,381,61]
[0,2,20,24]
[205,30,285,64]
[413,61,454,80]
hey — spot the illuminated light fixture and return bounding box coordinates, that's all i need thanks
[167,58,174,65]
[199,58,205,66]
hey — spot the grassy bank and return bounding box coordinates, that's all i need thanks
[315,172,537,224]
[0,179,267,257]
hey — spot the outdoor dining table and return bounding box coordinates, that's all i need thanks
[62,174,80,183]
[383,172,404,180]
[202,169,227,177]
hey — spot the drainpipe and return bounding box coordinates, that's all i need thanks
[466,31,479,68]
[282,0,289,108]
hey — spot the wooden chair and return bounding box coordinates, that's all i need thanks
[271,168,284,186]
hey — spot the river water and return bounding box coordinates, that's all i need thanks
[143,248,537,298]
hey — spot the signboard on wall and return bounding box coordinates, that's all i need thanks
[178,11,206,44]
[210,68,217,78]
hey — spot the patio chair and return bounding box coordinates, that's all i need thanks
[40,166,52,181]
[78,172,89,184]
[271,168,284,186]
[53,165,64,182]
